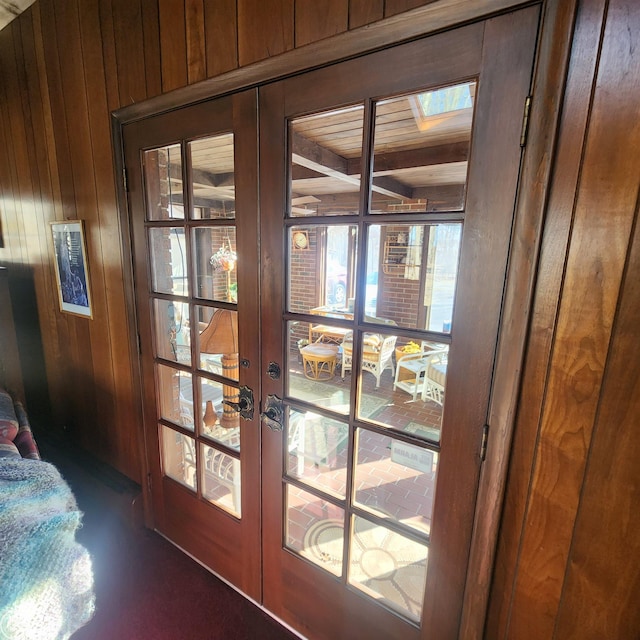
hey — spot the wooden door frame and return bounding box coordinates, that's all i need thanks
[111,0,578,635]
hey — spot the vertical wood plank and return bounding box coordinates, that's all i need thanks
[0,23,33,267]
[51,0,104,455]
[31,3,63,219]
[485,0,606,636]
[141,0,162,99]
[78,0,141,480]
[555,211,640,640]
[18,11,49,220]
[295,0,348,47]
[186,0,206,84]
[96,0,121,108]
[31,1,69,429]
[349,0,384,29]
[507,0,640,635]
[0,28,25,266]
[204,0,238,77]
[159,0,188,92]
[38,0,75,221]
[35,0,81,434]
[111,0,148,105]
[16,10,59,421]
[237,0,294,67]
[1,20,52,422]
[0,72,18,265]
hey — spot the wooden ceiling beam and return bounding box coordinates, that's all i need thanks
[291,165,326,180]
[292,131,412,200]
[167,194,235,209]
[168,163,235,188]
[345,141,469,174]
[371,176,413,199]
[291,131,349,173]
[375,141,469,173]
[413,184,465,208]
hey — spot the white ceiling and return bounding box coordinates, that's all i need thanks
[0,0,35,32]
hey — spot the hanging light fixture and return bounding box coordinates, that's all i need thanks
[209,234,237,303]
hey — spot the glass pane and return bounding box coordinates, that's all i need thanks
[153,299,190,364]
[343,330,398,395]
[366,223,460,333]
[201,442,241,517]
[286,484,345,576]
[424,224,460,333]
[287,321,350,416]
[157,364,194,431]
[348,515,428,622]
[195,305,239,382]
[289,224,357,314]
[354,429,438,535]
[287,409,348,498]
[161,425,196,490]
[358,334,449,443]
[193,226,237,302]
[149,227,188,296]
[391,341,448,442]
[370,81,475,214]
[364,226,381,316]
[144,144,184,220]
[188,134,235,219]
[289,105,364,217]
[200,376,240,450]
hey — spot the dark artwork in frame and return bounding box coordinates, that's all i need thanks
[50,220,93,318]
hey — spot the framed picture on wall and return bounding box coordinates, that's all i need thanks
[50,220,93,318]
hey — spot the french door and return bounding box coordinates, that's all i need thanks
[123,91,262,599]
[259,7,538,640]
[123,5,539,639]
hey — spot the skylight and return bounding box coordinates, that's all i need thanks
[417,83,474,118]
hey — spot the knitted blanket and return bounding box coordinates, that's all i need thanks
[0,459,95,639]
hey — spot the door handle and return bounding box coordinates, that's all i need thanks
[261,394,284,432]
[222,385,254,421]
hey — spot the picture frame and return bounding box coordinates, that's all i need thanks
[50,220,93,318]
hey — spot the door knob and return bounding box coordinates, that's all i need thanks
[261,394,284,432]
[222,385,254,420]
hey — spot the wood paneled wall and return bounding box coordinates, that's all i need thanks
[0,1,638,637]
[487,0,640,638]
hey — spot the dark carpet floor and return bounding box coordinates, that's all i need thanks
[38,438,298,640]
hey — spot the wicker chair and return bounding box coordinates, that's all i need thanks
[341,333,397,387]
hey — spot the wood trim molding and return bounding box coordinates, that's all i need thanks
[112,0,537,125]
[459,1,579,637]
[110,114,153,527]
